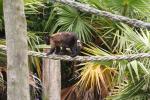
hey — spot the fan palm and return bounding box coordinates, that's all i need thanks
[107,24,150,99]
[81,0,150,18]
[72,44,117,99]
[103,0,150,18]
[44,4,95,42]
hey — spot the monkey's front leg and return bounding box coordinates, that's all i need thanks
[46,47,55,56]
[59,47,68,55]
[55,46,61,54]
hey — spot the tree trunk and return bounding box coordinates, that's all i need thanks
[3,0,30,100]
[43,49,61,100]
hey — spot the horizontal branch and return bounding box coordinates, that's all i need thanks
[58,0,150,29]
[1,45,150,61]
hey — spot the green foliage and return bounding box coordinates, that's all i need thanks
[0,3,2,32]
[74,44,117,99]
[80,0,150,18]
[79,0,107,10]
[0,0,3,16]
[44,4,95,42]
[78,23,150,99]
[117,24,150,53]
[0,39,6,66]
[27,32,42,78]
[1,0,150,99]
[104,0,150,17]
[107,74,150,100]
[106,24,150,99]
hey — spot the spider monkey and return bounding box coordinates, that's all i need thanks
[45,32,82,57]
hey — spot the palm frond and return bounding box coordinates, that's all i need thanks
[45,5,94,42]
[104,0,150,18]
[27,32,42,78]
[75,44,117,99]
[107,74,150,100]
[24,0,46,14]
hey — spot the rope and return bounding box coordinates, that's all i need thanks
[1,45,150,61]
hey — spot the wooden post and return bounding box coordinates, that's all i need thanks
[42,49,61,100]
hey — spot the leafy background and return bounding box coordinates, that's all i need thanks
[0,0,150,99]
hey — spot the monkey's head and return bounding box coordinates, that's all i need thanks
[44,35,50,45]
[77,40,82,49]
[76,39,83,55]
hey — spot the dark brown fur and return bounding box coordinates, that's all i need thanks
[45,32,82,57]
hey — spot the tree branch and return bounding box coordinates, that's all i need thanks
[58,0,150,29]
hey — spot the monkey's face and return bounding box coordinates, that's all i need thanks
[77,40,82,49]
[44,36,50,45]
